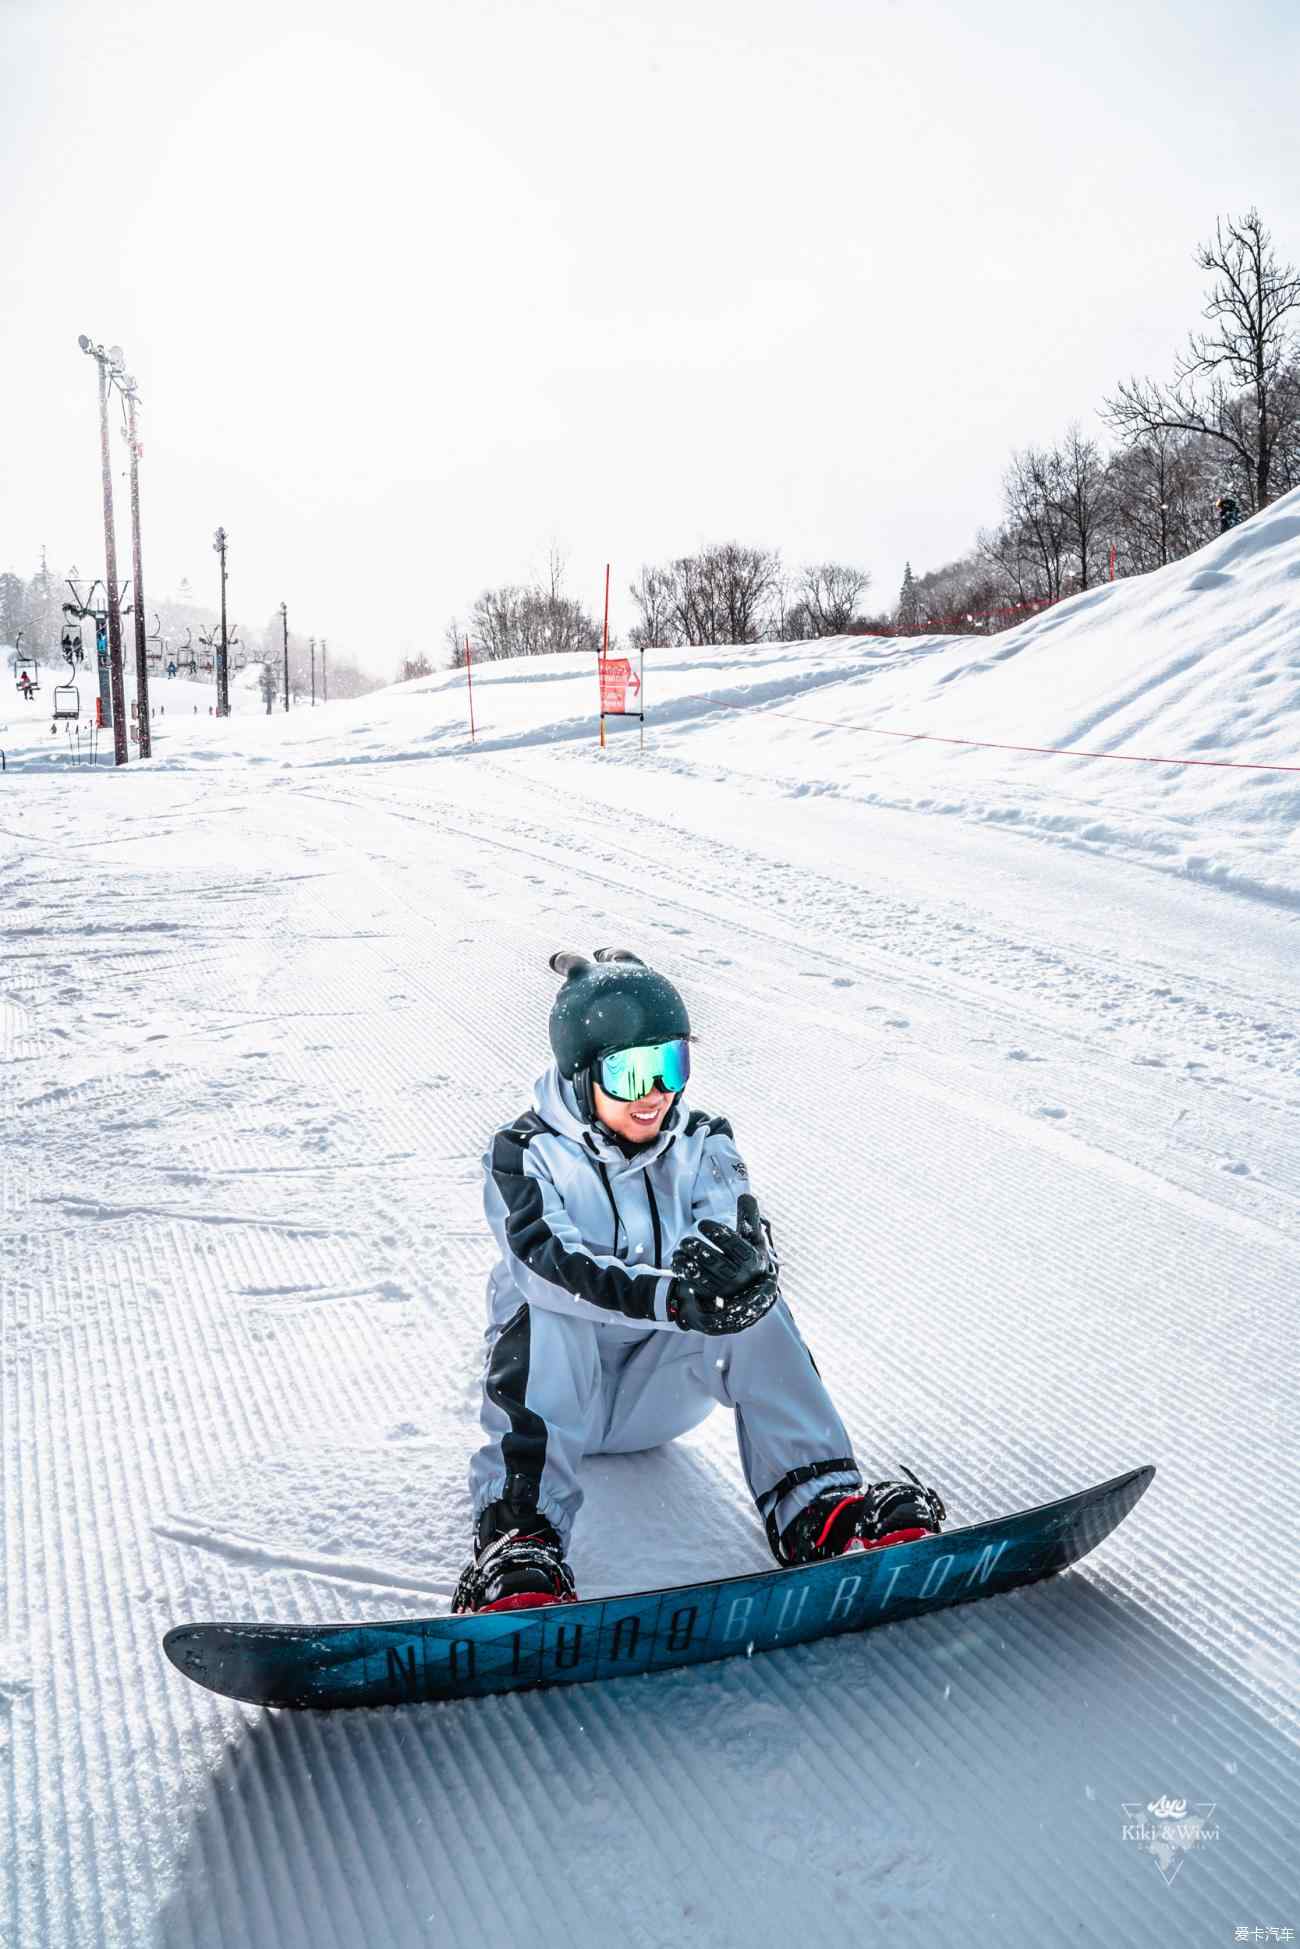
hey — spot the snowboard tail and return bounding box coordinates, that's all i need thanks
[164,1465,1153,1710]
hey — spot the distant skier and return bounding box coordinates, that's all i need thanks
[453,949,946,1614]
[1216,494,1242,534]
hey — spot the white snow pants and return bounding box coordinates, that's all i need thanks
[468,1297,860,1550]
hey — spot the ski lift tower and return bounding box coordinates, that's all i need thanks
[78,335,131,764]
[115,366,152,756]
[66,578,130,734]
[213,527,231,717]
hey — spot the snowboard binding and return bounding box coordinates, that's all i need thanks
[452,1504,578,1615]
[777,1466,947,1567]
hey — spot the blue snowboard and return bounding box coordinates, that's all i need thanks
[164,1466,1153,1710]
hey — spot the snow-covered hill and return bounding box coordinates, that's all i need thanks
[2,496,1298,1947]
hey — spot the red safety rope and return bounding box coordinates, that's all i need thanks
[776,712,1300,774]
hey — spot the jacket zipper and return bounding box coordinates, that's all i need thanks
[596,1161,623,1257]
[645,1175,663,1268]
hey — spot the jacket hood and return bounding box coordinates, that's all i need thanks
[532,1064,684,1172]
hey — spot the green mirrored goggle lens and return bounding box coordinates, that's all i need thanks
[597,1038,691,1102]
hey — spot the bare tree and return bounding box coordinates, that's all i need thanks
[795,562,871,636]
[1103,430,1216,573]
[469,584,526,661]
[462,581,602,662]
[1002,447,1070,599]
[979,522,1039,605]
[1270,362,1300,494]
[913,554,1011,632]
[1054,424,1110,589]
[627,566,673,647]
[1105,209,1300,511]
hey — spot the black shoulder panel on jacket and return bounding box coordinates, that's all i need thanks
[493,1111,558,1173]
[488,1125,657,1321]
[685,1110,734,1140]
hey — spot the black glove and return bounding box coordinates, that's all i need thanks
[667,1194,779,1335]
[673,1193,771,1297]
[667,1270,779,1335]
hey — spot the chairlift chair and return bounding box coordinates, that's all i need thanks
[52,686,80,723]
[146,613,166,672]
[16,657,40,695]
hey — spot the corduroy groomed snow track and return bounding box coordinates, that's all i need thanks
[4,588,1300,1945]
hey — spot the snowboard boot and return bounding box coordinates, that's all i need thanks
[451,1499,578,1615]
[778,1467,946,1567]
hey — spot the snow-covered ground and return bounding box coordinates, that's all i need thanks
[3,500,1298,1946]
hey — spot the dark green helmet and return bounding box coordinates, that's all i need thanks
[548,948,691,1088]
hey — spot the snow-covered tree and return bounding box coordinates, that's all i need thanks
[896,563,920,633]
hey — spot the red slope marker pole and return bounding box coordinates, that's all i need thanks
[599,562,610,750]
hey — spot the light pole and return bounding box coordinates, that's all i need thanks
[321,637,327,702]
[280,601,289,712]
[213,528,230,716]
[118,371,152,756]
[310,636,316,706]
[78,335,129,764]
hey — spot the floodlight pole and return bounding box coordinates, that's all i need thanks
[280,601,289,711]
[122,377,152,756]
[80,337,129,764]
[214,528,230,716]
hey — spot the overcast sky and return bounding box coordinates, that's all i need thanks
[4,0,1298,675]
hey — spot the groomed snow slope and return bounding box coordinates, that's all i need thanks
[2,499,1298,1947]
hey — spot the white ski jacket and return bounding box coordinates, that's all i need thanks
[482,1066,761,1335]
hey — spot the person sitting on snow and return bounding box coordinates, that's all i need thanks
[453,948,946,1614]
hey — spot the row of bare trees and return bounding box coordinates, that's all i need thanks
[902,210,1300,632]
[443,546,880,662]
[436,210,1297,658]
[628,547,877,647]
[444,551,605,666]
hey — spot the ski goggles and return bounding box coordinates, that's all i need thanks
[596,1037,691,1102]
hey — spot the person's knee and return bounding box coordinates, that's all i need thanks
[716,1296,798,1366]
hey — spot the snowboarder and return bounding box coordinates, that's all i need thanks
[1216,494,1242,534]
[453,949,946,1615]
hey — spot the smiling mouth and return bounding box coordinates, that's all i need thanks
[630,1107,662,1123]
